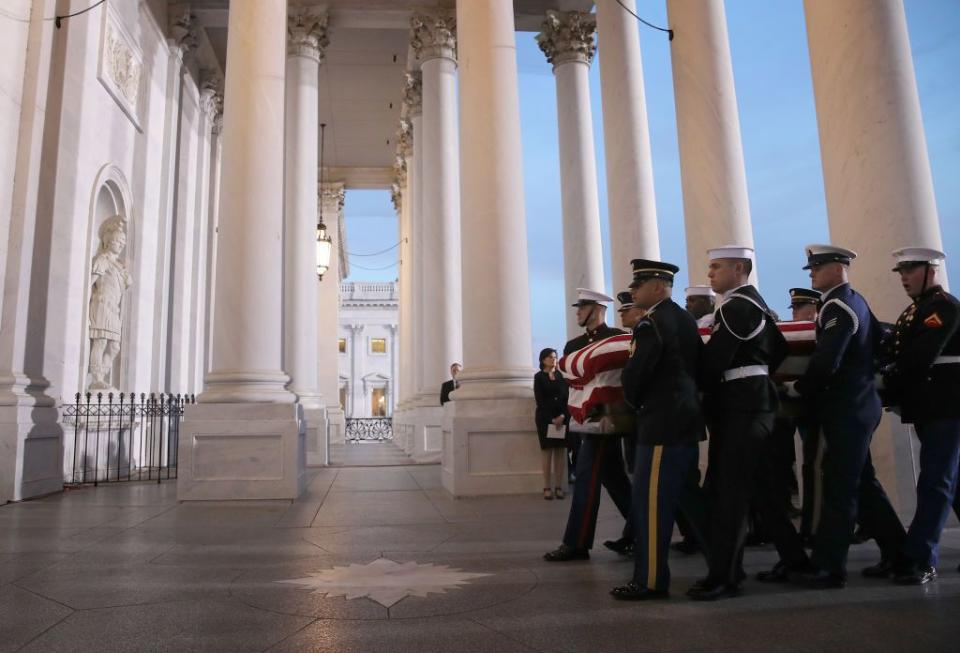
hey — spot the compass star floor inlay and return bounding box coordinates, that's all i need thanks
[276,558,490,607]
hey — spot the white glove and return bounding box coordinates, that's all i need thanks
[783,381,801,399]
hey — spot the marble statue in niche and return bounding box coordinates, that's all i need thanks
[87,215,132,391]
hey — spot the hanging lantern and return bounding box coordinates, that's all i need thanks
[317,121,333,280]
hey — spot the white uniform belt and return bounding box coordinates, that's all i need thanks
[722,365,769,382]
[933,355,960,365]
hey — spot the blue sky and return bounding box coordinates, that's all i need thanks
[344,0,960,365]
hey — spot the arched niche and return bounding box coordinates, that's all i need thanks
[77,164,138,394]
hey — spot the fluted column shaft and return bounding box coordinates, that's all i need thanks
[804,0,946,318]
[201,0,292,403]
[283,13,327,409]
[667,0,754,278]
[455,0,533,398]
[595,0,660,291]
[412,12,463,402]
[405,73,426,399]
[538,11,605,337]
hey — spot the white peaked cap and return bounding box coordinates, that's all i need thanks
[707,245,755,261]
[891,246,945,267]
[685,285,716,298]
[572,288,613,306]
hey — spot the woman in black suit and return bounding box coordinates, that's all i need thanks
[534,348,569,500]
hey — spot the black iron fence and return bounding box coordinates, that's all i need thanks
[345,417,393,442]
[61,392,195,486]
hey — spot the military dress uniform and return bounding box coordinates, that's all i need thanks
[787,245,905,586]
[617,290,639,474]
[544,289,633,561]
[695,253,789,598]
[610,261,708,600]
[884,248,960,584]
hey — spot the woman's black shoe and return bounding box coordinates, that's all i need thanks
[687,581,741,601]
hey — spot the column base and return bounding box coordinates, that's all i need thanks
[326,406,345,445]
[392,405,411,454]
[303,406,326,465]
[198,370,297,404]
[441,395,541,497]
[177,403,306,501]
[411,401,443,463]
[0,405,63,503]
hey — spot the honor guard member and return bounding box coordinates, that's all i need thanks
[690,245,789,600]
[883,247,960,584]
[788,288,824,545]
[783,245,905,588]
[544,289,633,562]
[686,285,717,328]
[611,260,708,600]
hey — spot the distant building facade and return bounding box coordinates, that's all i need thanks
[338,282,399,418]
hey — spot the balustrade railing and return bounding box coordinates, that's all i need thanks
[61,392,195,486]
[345,417,393,442]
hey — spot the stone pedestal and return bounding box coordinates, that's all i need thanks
[178,403,306,501]
[442,398,541,496]
[0,405,62,501]
[326,406,345,445]
[412,403,443,463]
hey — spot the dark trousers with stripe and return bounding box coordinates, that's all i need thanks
[799,420,823,537]
[904,417,960,567]
[630,443,699,590]
[813,416,905,574]
[753,424,809,567]
[562,435,632,550]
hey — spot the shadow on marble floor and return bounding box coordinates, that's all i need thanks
[1,463,958,653]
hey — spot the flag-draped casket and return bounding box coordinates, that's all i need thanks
[558,321,817,425]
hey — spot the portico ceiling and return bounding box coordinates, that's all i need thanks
[181,1,594,188]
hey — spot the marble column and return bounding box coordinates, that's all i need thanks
[283,11,328,455]
[0,0,62,503]
[595,0,660,292]
[666,0,754,279]
[409,11,462,462]
[537,11,606,338]
[393,124,415,454]
[315,182,346,450]
[404,73,426,409]
[179,0,305,501]
[445,0,540,496]
[804,0,947,514]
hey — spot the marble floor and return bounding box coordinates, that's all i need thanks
[1,461,958,653]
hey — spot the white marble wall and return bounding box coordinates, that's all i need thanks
[338,282,399,418]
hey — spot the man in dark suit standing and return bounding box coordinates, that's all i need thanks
[689,245,789,600]
[883,247,960,584]
[610,260,708,600]
[544,288,633,562]
[440,363,462,405]
[784,244,905,588]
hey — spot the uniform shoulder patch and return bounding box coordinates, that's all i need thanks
[924,312,944,328]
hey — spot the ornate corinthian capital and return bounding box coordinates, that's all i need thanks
[410,10,457,62]
[396,118,413,157]
[169,5,199,56]
[536,10,596,68]
[402,72,422,116]
[288,12,330,63]
[200,72,223,123]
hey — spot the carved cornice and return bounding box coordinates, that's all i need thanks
[287,11,330,63]
[536,10,596,68]
[402,71,422,116]
[410,10,456,63]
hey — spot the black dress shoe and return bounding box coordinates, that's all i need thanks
[687,581,741,601]
[862,559,896,579]
[758,559,815,583]
[894,565,937,585]
[603,537,633,556]
[610,581,669,601]
[670,538,700,555]
[792,569,846,589]
[543,544,590,562]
